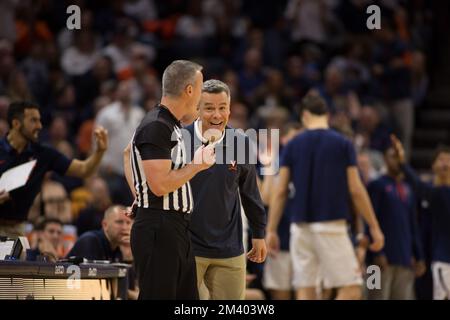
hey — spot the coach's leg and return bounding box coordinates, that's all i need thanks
[195,256,211,300]
[204,254,246,300]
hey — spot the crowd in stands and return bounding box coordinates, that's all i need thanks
[1,0,445,300]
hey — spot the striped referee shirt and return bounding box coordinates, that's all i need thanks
[130,104,193,213]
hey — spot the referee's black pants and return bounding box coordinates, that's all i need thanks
[130,208,199,300]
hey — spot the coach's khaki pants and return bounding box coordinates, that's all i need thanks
[196,254,246,300]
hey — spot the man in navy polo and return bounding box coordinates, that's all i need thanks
[185,79,267,300]
[367,145,425,300]
[0,101,108,238]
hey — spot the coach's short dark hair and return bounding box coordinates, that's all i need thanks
[162,60,203,97]
[7,101,40,127]
[432,144,450,164]
[202,79,230,98]
[300,93,328,116]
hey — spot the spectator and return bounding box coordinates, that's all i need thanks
[253,68,293,111]
[0,101,108,238]
[95,80,144,205]
[26,217,64,262]
[392,137,450,300]
[355,105,391,153]
[76,176,113,236]
[367,146,426,300]
[103,18,155,76]
[285,0,333,46]
[6,69,34,101]
[238,47,266,110]
[371,20,414,158]
[0,0,19,43]
[67,205,132,262]
[61,30,100,76]
[28,177,73,224]
[173,0,216,58]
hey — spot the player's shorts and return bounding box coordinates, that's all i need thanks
[290,220,363,289]
[432,261,450,300]
[263,251,293,291]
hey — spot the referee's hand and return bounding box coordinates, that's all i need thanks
[126,199,137,219]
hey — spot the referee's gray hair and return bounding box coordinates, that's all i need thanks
[202,79,230,98]
[162,60,203,97]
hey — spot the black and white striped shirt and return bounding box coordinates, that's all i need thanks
[130,105,193,213]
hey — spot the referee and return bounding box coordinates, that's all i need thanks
[124,60,215,300]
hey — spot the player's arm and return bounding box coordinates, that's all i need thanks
[266,167,290,255]
[259,174,274,206]
[347,166,384,252]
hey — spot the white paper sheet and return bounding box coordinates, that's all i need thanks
[0,240,15,260]
[0,160,37,192]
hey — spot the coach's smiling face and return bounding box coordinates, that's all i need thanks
[199,91,230,137]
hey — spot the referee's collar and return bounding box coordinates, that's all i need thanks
[194,119,226,146]
[158,103,182,127]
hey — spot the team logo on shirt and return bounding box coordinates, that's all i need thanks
[228,160,237,171]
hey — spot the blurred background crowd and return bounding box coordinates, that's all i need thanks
[0,0,449,300]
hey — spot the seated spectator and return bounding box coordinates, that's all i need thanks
[119,229,139,300]
[67,205,131,262]
[75,176,112,236]
[26,218,64,262]
[95,79,144,206]
[61,30,100,76]
[238,47,266,110]
[68,204,137,299]
[252,68,293,112]
[28,176,73,224]
[228,101,249,130]
[103,18,155,76]
[355,105,391,153]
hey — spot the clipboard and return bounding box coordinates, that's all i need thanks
[0,159,37,192]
